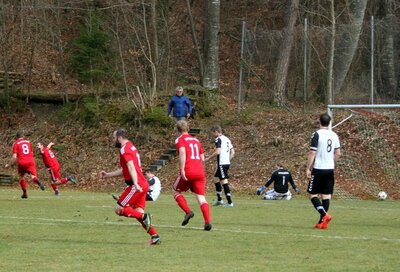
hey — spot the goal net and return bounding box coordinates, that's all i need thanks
[328,105,400,200]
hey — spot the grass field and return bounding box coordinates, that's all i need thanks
[0,188,399,272]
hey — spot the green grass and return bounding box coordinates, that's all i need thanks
[0,188,399,272]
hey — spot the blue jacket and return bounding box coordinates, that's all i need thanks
[167,95,192,118]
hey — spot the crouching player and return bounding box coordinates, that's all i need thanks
[256,163,300,200]
[37,142,77,196]
[101,128,160,245]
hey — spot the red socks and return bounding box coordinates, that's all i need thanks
[174,194,191,214]
[200,203,211,224]
[119,206,143,220]
[60,178,68,184]
[19,179,27,191]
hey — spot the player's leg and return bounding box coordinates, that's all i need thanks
[115,186,156,234]
[213,180,223,205]
[220,165,233,206]
[263,189,276,200]
[27,163,45,190]
[18,170,28,199]
[172,175,194,225]
[48,168,60,195]
[132,191,160,244]
[307,170,328,228]
[221,180,233,206]
[282,191,292,200]
[213,168,224,206]
[319,171,334,228]
[192,179,211,231]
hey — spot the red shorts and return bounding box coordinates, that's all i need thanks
[118,183,148,210]
[48,165,61,181]
[18,161,38,177]
[172,173,206,195]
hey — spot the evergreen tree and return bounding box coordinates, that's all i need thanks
[70,12,113,84]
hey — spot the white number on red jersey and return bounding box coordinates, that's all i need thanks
[189,143,201,160]
[21,144,30,155]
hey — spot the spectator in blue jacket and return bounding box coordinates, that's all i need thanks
[167,86,192,124]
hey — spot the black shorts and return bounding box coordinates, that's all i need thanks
[307,169,335,195]
[214,165,230,180]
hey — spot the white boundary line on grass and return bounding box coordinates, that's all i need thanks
[1,215,399,244]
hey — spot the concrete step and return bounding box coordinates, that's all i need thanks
[153,159,167,166]
[166,148,177,155]
[189,128,201,135]
[160,153,173,160]
[149,164,163,172]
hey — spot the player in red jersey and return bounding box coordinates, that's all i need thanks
[36,142,77,196]
[4,132,45,198]
[100,128,161,245]
[173,120,212,231]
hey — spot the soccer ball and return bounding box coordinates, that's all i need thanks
[378,191,387,200]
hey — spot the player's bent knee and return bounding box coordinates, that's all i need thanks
[115,206,123,215]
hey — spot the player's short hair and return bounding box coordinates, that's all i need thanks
[276,162,284,168]
[15,131,23,139]
[210,125,222,133]
[175,86,183,93]
[176,120,189,133]
[320,113,331,127]
[114,128,129,139]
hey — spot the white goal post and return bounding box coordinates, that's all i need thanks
[327,104,400,129]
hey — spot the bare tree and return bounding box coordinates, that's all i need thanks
[273,0,299,105]
[327,0,335,105]
[379,0,398,99]
[203,0,220,90]
[333,0,368,94]
[185,0,204,83]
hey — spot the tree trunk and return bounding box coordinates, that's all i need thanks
[185,0,204,83]
[380,0,398,99]
[333,0,368,94]
[202,0,220,90]
[327,0,335,105]
[273,0,299,105]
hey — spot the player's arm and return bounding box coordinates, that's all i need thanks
[205,147,220,161]
[178,146,187,180]
[148,177,156,186]
[334,148,341,167]
[47,142,55,149]
[167,99,174,116]
[289,174,300,192]
[306,150,316,178]
[185,97,192,117]
[307,132,318,178]
[257,175,273,195]
[100,168,123,178]
[5,153,17,168]
[126,160,142,192]
[229,147,235,160]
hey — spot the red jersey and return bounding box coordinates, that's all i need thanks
[40,147,60,169]
[175,133,205,178]
[12,138,35,165]
[119,141,147,186]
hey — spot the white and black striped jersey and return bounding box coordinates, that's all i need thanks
[310,128,340,170]
[215,135,233,166]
